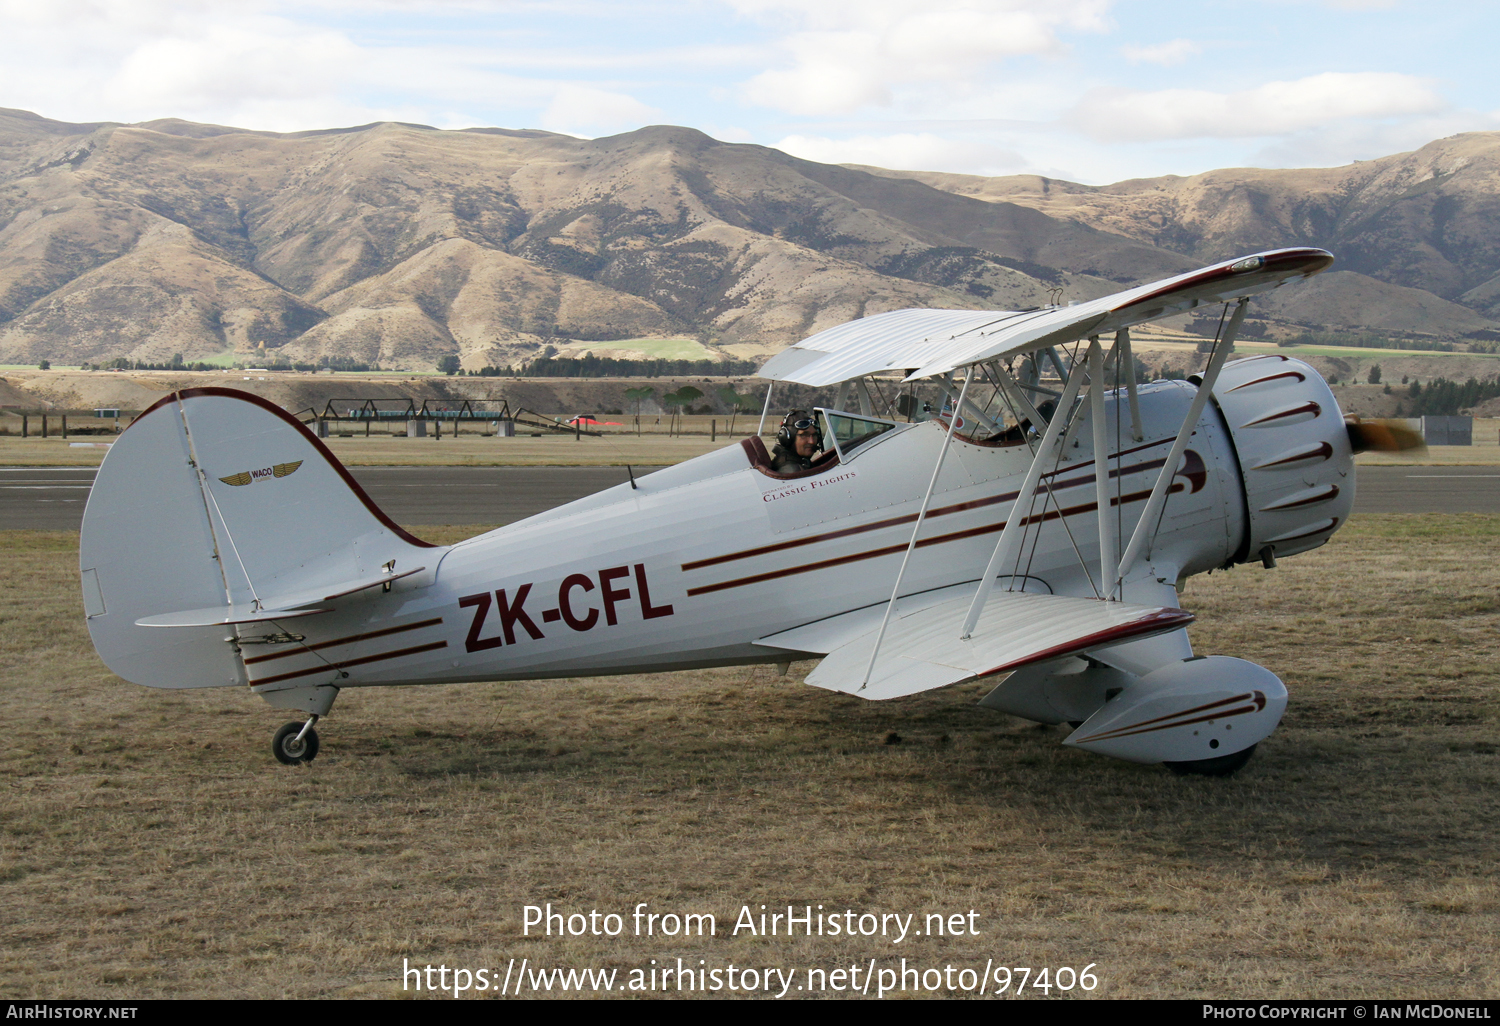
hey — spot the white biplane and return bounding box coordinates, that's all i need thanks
[79,247,1412,774]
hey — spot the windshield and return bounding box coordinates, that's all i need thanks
[818,408,898,459]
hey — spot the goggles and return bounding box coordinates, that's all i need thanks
[789,416,818,432]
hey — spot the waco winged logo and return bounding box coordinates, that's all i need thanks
[219,460,303,486]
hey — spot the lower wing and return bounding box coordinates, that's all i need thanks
[757,588,1192,701]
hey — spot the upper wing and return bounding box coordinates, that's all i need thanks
[757,589,1192,701]
[757,248,1333,386]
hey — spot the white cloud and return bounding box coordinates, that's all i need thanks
[1120,38,1199,66]
[1068,72,1445,141]
[745,32,891,114]
[773,131,1029,175]
[1250,110,1500,168]
[0,0,1477,189]
[539,85,662,138]
[733,0,1115,116]
[0,5,339,127]
[0,1,631,132]
[108,23,364,112]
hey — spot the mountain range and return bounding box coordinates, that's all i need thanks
[1,106,1497,370]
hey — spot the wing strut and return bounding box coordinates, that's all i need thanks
[989,360,1044,431]
[1088,338,1118,600]
[960,352,1090,639]
[756,382,774,435]
[1113,298,1249,590]
[1045,347,1071,385]
[860,365,975,688]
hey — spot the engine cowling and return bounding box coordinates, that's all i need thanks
[1210,355,1355,563]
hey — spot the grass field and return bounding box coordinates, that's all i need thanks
[1,516,1497,999]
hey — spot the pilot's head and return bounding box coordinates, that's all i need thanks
[778,409,822,458]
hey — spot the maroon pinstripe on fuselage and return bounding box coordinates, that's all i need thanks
[242,618,445,666]
[682,445,1208,597]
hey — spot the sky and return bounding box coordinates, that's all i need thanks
[0,0,1495,185]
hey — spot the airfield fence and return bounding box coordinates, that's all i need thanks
[316,398,515,422]
[0,407,138,438]
[294,398,611,438]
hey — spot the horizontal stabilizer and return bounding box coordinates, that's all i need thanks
[277,565,429,609]
[136,565,429,627]
[795,591,1193,701]
[137,604,331,628]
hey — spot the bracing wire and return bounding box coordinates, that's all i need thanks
[1024,394,1102,599]
[1014,339,1106,597]
[981,361,1034,452]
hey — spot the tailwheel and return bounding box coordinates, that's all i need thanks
[1164,742,1256,777]
[272,719,321,765]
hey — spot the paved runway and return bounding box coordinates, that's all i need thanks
[0,465,652,532]
[4,464,1500,532]
[1349,467,1500,516]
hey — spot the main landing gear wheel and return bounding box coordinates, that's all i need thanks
[1164,742,1257,778]
[272,721,320,765]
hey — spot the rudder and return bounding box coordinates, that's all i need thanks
[81,388,438,689]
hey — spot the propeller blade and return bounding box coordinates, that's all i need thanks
[1346,417,1425,453]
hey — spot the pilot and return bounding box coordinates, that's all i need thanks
[771,409,823,473]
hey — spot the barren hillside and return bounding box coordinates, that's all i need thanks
[0,109,1185,370]
[851,132,1500,336]
[4,107,1496,372]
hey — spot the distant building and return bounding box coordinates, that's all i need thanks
[1420,415,1472,445]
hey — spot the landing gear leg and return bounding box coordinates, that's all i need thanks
[254,684,338,766]
[272,716,321,765]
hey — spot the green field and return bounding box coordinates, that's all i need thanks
[567,337,719,360]
[185,350,245,368]
[1275,345,1500,360]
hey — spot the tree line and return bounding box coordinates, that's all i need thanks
[1396,377,1500,417]
[73,355,380,372]
[462,354,762,378]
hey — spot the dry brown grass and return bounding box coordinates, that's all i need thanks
[1,518,1498,999]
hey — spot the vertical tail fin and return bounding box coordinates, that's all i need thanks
[81,388,437,688]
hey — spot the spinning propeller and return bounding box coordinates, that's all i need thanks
[1345,416,1425,453]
